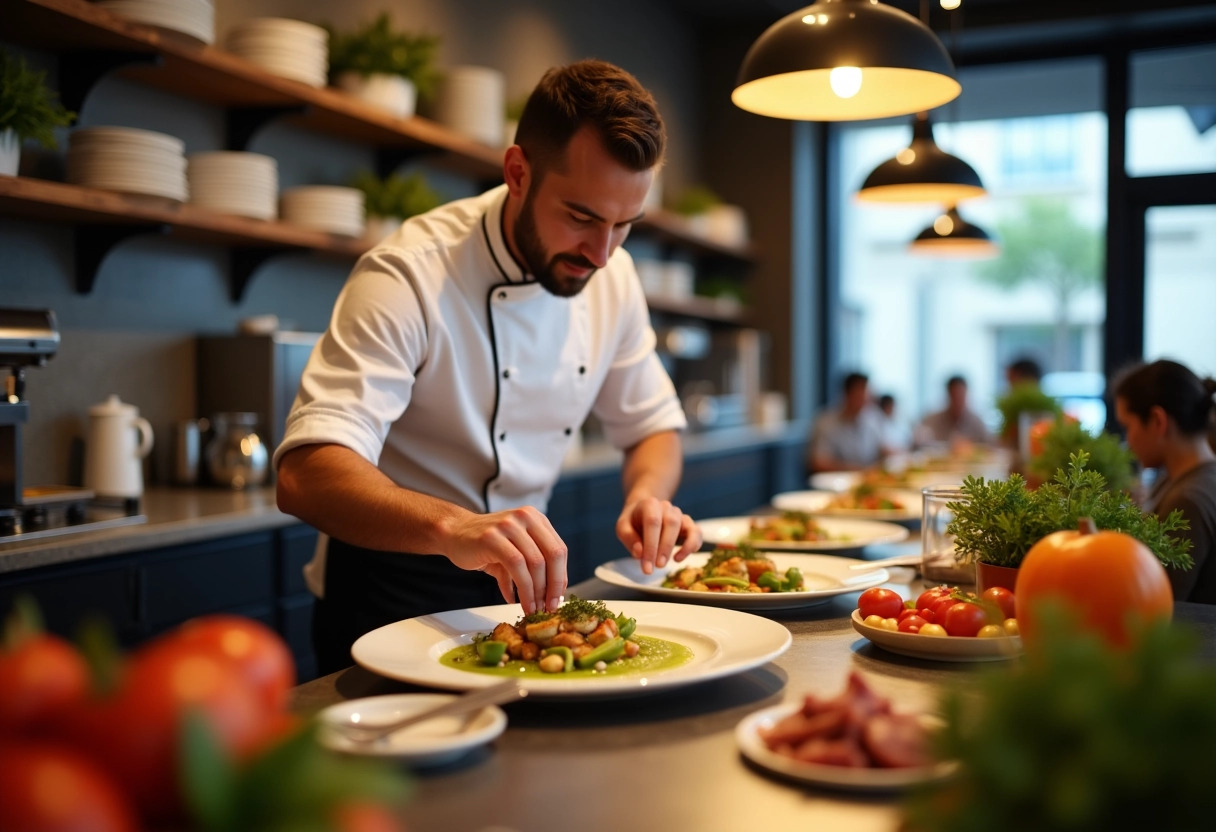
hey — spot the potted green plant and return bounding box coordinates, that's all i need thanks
[995,381,1061,451]
[0,49,75,176]
[351,170,441,242]
[1028,417,1135,494]
[947,451,1191,592]
[327,13,441,119]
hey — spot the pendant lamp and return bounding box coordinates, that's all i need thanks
[909,206,999,258]
[732,0,961,122]
[857,112,985,203]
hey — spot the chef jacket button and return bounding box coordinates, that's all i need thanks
[502,369,510,379]
[578,365,586,375]
[499,432,506,441]
[497,291,506,300]
[564,427,572,435]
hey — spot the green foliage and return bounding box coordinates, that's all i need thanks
[327,13,441,99]
[0,49,75,148]
[904,608,1216,832]
[670,185,721,216]
[996,381,1061,438]
[977,196,1103,302]
[947,450,1192,569]
[1029,418,1135,494]
[351,171,441,220]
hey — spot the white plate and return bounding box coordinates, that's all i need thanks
[808,472,863,493]
[697,516,909,552]
[772,489,924,522]
[351,600,792,699]
[594,553,890,610]
[850,610,1022,662]
[317,693,506,766]
[736,702,956,791]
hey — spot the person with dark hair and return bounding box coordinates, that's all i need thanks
[807,372,886,473]
[876,393,910,453]
[915,375,991,448]
[275,60,701,673]
[1113,359,1216,604]
[1006,356,1044,389]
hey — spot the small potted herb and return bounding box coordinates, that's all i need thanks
[327,14,441,119]
[352,170,442,242]
[947,451,1191,592]
[0,49,75,176]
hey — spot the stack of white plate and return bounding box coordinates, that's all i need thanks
[434,66,506,147]
[226,17,327,88]
[96,0,215,45]
[186,151,277,220]
[280,186,364,236]
[67,126,188,201]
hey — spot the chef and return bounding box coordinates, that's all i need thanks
[274,59,701,674]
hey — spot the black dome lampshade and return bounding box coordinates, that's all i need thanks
[909,205,1000,259]
[731,0,961,122]
[857,112,986,204]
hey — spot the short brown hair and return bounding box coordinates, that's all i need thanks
[514,59,665,179]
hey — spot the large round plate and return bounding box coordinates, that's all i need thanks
[318,694,507,766]
[850,610,1022,662]
[594,553,890,610]
[736,702,956,791]
[697,516,909,552]
[351,601,792,699]
[772,489,925,522]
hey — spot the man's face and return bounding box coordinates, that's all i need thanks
[511,126,653,298]
[948,382,968,413]
[844,382,869,413]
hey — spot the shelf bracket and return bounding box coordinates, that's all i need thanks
[59,51,162,116]
[226,106,309,150]
[74,224,168,295]
[230,247,298,303]
[374,146,436,179]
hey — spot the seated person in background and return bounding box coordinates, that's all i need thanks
[914,375,992,448]
[807,372,886,472]
[1006,356,1044,390]
[876,393,911,453]
[1113,359,1216,604]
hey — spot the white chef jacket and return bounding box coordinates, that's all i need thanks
[274,185,687,596]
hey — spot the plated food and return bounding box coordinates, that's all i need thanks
[773,487,924,522]
[663,543,806,594]
[350,600,792,698]
[595,551,889,610]
[697,515,910,552]
[736,672,954,791]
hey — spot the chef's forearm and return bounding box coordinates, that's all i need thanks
[620,430,684,504]
[276,443,469,553]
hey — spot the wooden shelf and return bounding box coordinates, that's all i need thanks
[644,293,749,324]
[634,210,755,263]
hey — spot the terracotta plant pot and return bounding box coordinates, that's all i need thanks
[976,561,1020,593]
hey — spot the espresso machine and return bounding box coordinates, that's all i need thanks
[1,308,143,542]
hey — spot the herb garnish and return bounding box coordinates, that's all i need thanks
[555,595,611,623]
[703,542,768,572]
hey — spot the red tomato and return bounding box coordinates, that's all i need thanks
[0,634,90,735]
[929,595,960,623]
[917,607,937,624]
[916,586,954,611]
[169,615,296,712]
[0,742,139,832]
[898,615,928,634]
[898,608,921,623]
[858,588,904,620]
[333,802,408,832]
[941,602,991,637]
[60,643,264,825]
[981,586,1017,621]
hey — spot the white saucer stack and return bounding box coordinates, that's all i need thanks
[280,186,364,236]
[434,66,506,147]
[67,126,188,201]
[226,18,328,88]
[96,0,215,45]
[186,151,277,220]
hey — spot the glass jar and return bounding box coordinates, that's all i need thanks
[921,486,976,584]
[205,412,269,489]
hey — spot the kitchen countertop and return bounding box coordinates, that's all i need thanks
[0,422,808,574]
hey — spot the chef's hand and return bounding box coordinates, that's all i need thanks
[445,507,568,615]
[617,497,701,576]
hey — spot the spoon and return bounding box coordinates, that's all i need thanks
[331,679,528,745]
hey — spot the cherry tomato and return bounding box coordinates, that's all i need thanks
[981,586,1017,621]
[0,742,139,832]
[929,595,960,623]
[168,615,296,712]
[917,607,937,624]
[1002,618,1021,636]
[333,801,408,832]
[898,615,928,634]
[0,634,90,736]
[919,623,948,637]
[916,586,954,611]
[898,608,922,623]
[858,588,904,620]
[976,624,1005,638]
[941,601,991,638]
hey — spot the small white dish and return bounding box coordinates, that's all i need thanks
[736,702,956,791]
[318,693,507,766]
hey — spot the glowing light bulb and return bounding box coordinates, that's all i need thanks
[941,0,961,10]
[933,213,955,235]
[829,66,862,99]
[896,148,917,165]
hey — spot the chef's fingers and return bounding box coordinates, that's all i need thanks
[671,514,702,562]
[634,503,666,574]
[482,562,516,605]
[652,503,685,570]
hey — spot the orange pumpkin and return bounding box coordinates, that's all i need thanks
[1014,518,1173,649]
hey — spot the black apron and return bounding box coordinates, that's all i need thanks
[311,537,504,676]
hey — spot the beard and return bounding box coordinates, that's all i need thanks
[513,188,599,298]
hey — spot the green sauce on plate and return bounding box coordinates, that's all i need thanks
[440,634,693,678]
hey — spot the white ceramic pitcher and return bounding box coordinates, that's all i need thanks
[83,395,154,499]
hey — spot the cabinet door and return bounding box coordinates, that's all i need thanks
[0,562,139,645]
[139,532,276,629]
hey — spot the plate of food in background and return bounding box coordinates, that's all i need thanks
[772,487,925,523]
[696,512,909,554]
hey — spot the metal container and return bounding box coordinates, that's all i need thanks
[204,412,269,489]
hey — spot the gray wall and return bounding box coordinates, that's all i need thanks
[2,1,710,488]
